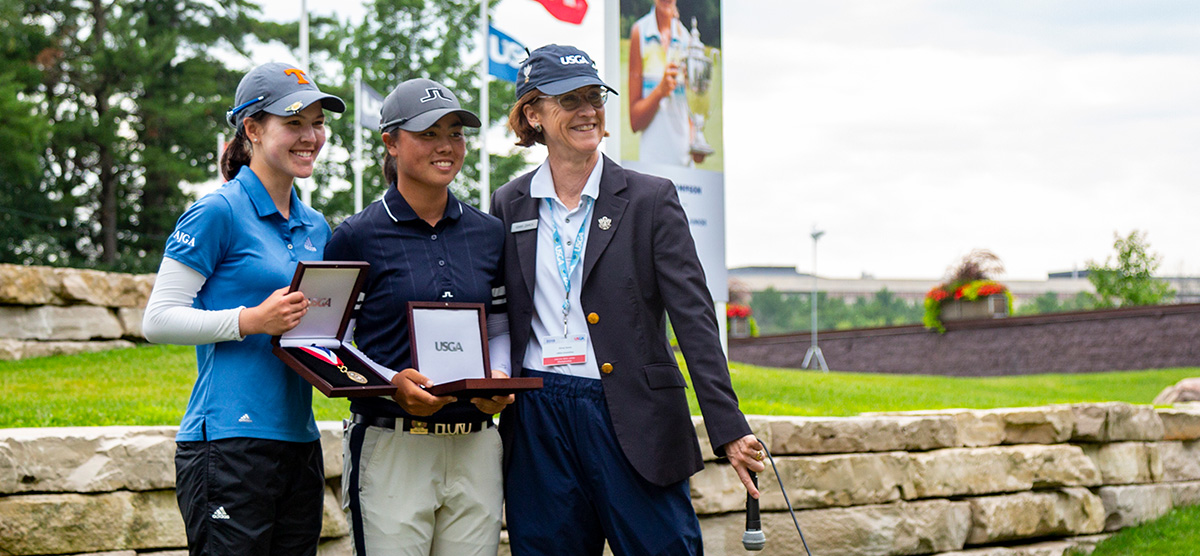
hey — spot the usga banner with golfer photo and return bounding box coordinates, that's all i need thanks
[618,0,726,301]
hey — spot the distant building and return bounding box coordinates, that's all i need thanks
[729,266,1200,306]
[728,266,1093,308]
[1046,270,1200,303]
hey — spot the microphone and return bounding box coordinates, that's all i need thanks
[742,471,765,551]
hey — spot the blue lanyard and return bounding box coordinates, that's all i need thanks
[547,196,594,336]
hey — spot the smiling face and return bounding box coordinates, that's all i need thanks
[385,113,466,192]
[245,102,327,184]
[523,85,606,163]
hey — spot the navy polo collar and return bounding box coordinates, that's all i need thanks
[382,186,464,225]
[237,166,311,227]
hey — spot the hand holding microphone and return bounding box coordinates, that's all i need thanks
[737,441,815,556]
[743,471,765,550]
[722,435,769,551]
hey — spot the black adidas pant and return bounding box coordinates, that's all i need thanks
[175,437,324,556]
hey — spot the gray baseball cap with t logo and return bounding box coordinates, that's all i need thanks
[378,78,482,133]
[226,62,345,128]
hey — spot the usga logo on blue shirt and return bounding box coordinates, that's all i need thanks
[171,230,196,247]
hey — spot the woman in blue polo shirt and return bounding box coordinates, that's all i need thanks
[142,62,344,555]
[324,78,513,556]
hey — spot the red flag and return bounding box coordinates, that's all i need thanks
[532,0,588,24]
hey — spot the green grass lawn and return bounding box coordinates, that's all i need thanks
[1078,504,1200,556]
[700,361,1197,417]
[0,344,1194,428]
[0,345,354,428]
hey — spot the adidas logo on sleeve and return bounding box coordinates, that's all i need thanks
[211,506,230,520]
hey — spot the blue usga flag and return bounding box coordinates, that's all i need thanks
[358,80,385,131]
[489,25,526,83]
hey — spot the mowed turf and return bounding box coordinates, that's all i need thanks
[1080,504,1200,556]
[1,344,1194,428]
[698,361,1197,417]
[0,344,355,427]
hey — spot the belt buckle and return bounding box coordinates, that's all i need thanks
[408,420,429,435]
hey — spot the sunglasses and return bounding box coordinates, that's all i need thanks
[538,88,609,111]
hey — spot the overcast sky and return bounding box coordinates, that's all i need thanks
[258,0,1200,280]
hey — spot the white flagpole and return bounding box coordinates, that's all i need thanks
[354,68,364,213]
[479,0,491,212]
[604,0,621,160]
[299,0,313,206]
[217,132,225,181]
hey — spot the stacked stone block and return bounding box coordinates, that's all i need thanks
[0,264,155,360]
[0,424,349,556]
[2,404,1198,555]
[692,402,1200,556]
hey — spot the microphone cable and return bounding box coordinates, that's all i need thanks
[755,442,813,555]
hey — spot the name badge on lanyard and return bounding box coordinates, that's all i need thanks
[542,197,593,367]
[542,334,588,366]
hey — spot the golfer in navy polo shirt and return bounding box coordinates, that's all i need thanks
[143,62,345,555]
[325,78,513,556]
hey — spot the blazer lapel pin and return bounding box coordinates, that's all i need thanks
[598,216,612,231]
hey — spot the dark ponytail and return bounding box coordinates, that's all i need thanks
[381,130,398,188]
[219,113,267,181]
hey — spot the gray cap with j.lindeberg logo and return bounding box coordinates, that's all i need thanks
[379,78,482,133]
[225,62,346,128]
[515,44,617,100]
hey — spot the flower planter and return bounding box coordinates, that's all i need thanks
[940,294,1009,322]
[729,316,750,338]
[727,303,753,338]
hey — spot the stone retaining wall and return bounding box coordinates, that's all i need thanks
[0,264,154,361]
[2,403,1198,556]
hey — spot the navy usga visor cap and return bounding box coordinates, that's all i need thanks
[516,44,617,100]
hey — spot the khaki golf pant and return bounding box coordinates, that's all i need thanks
[342,421,503,556]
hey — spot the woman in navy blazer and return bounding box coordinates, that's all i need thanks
[491,44,765,556]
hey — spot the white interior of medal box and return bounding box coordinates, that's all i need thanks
[278,266,359,349]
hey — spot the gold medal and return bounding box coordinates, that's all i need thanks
[301,346,369,384]
[341,366,368,384]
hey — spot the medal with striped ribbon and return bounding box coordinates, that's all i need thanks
[299,345,368,384]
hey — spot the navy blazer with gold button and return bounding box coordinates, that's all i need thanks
[491,155,751,487]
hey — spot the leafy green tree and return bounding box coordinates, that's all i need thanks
[1015,291,1098,316]
[750,287,801,333]
[1087,230,1174,308]
[120,0,264,272]
[750,287,922,335]
[1015,292,1063,316]
[0,1,55,264]
[310,0,527,224]
[4,0,262,271]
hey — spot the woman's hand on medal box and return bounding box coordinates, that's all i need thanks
[239,287,309,337]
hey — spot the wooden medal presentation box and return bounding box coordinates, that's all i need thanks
[407,301,542,397]
[272,261,397,398]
